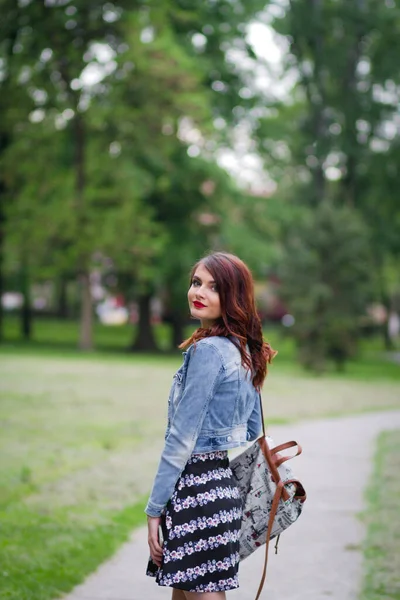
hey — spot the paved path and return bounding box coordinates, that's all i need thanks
[61,411,400,600]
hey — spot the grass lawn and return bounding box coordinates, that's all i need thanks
[1,316,399,599]
[360,430,400,600]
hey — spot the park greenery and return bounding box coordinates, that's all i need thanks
[0,345,399,600]
[1,1,400,370]
[1,4,399,598]
[361,429,400,600]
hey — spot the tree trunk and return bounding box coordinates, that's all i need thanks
[78,271,93,351]
[171,310,185,349]
[376,256,394,351]
[291,0,327,206]
[131,292,159,352]
[20,257,32,340]
[56,275,69,319]
[0,136,10,342]
[21,293,32,341]
[0,16,18,342]
[0,185,4,342]
[74,114,93,350]
[381,295,394,351]
[341,0,367,209]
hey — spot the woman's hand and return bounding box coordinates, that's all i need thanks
[147,516,163,567]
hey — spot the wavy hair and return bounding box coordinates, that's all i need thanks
[179,252,277,389]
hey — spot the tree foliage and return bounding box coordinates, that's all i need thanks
[1,0,399,360]
[279,200,373,371]
[254,0,400,365]
[1,0,271,350]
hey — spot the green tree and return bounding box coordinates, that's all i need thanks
[278,200,373,371]
[255,0,400,356]
[2,0,210,350]
[99,0,277,351]
[0,0,37,340]
[1,0,134,347]
[96,8,213,351]
[151,149,240,349]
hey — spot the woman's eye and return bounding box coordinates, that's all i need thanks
[191,279,217,291]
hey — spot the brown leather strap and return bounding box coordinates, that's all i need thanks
[259,391,267,438]
[254,480,285,600]
[271,440,302,455]
[272,441,302,469]
[253,394,306,599]
[257,436,290,503]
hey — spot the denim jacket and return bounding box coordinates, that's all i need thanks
[145,335,263,517]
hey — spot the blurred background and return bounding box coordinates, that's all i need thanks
[1,0,399,366]
[0,1,399,599]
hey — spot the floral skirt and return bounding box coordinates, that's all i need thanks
[146,450,242,593]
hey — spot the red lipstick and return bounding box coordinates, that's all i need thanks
[193,301,206,308]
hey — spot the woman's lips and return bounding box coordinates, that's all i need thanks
[193,301,206,308]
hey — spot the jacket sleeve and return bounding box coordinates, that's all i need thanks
[246,392,263,441]
[145,342,225,517]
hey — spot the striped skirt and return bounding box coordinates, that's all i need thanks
[146,450,242,592]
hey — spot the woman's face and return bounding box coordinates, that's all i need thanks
[188,263,222,328]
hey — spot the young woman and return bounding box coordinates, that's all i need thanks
[146,252,276,599]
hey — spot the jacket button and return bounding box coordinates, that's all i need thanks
[226,435,232,442]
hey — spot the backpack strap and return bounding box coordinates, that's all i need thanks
[254,480,285,600]
[254,394,306,599]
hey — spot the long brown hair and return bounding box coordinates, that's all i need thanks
[179,252,277,389]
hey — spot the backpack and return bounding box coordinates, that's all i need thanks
[230,396,306,599]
